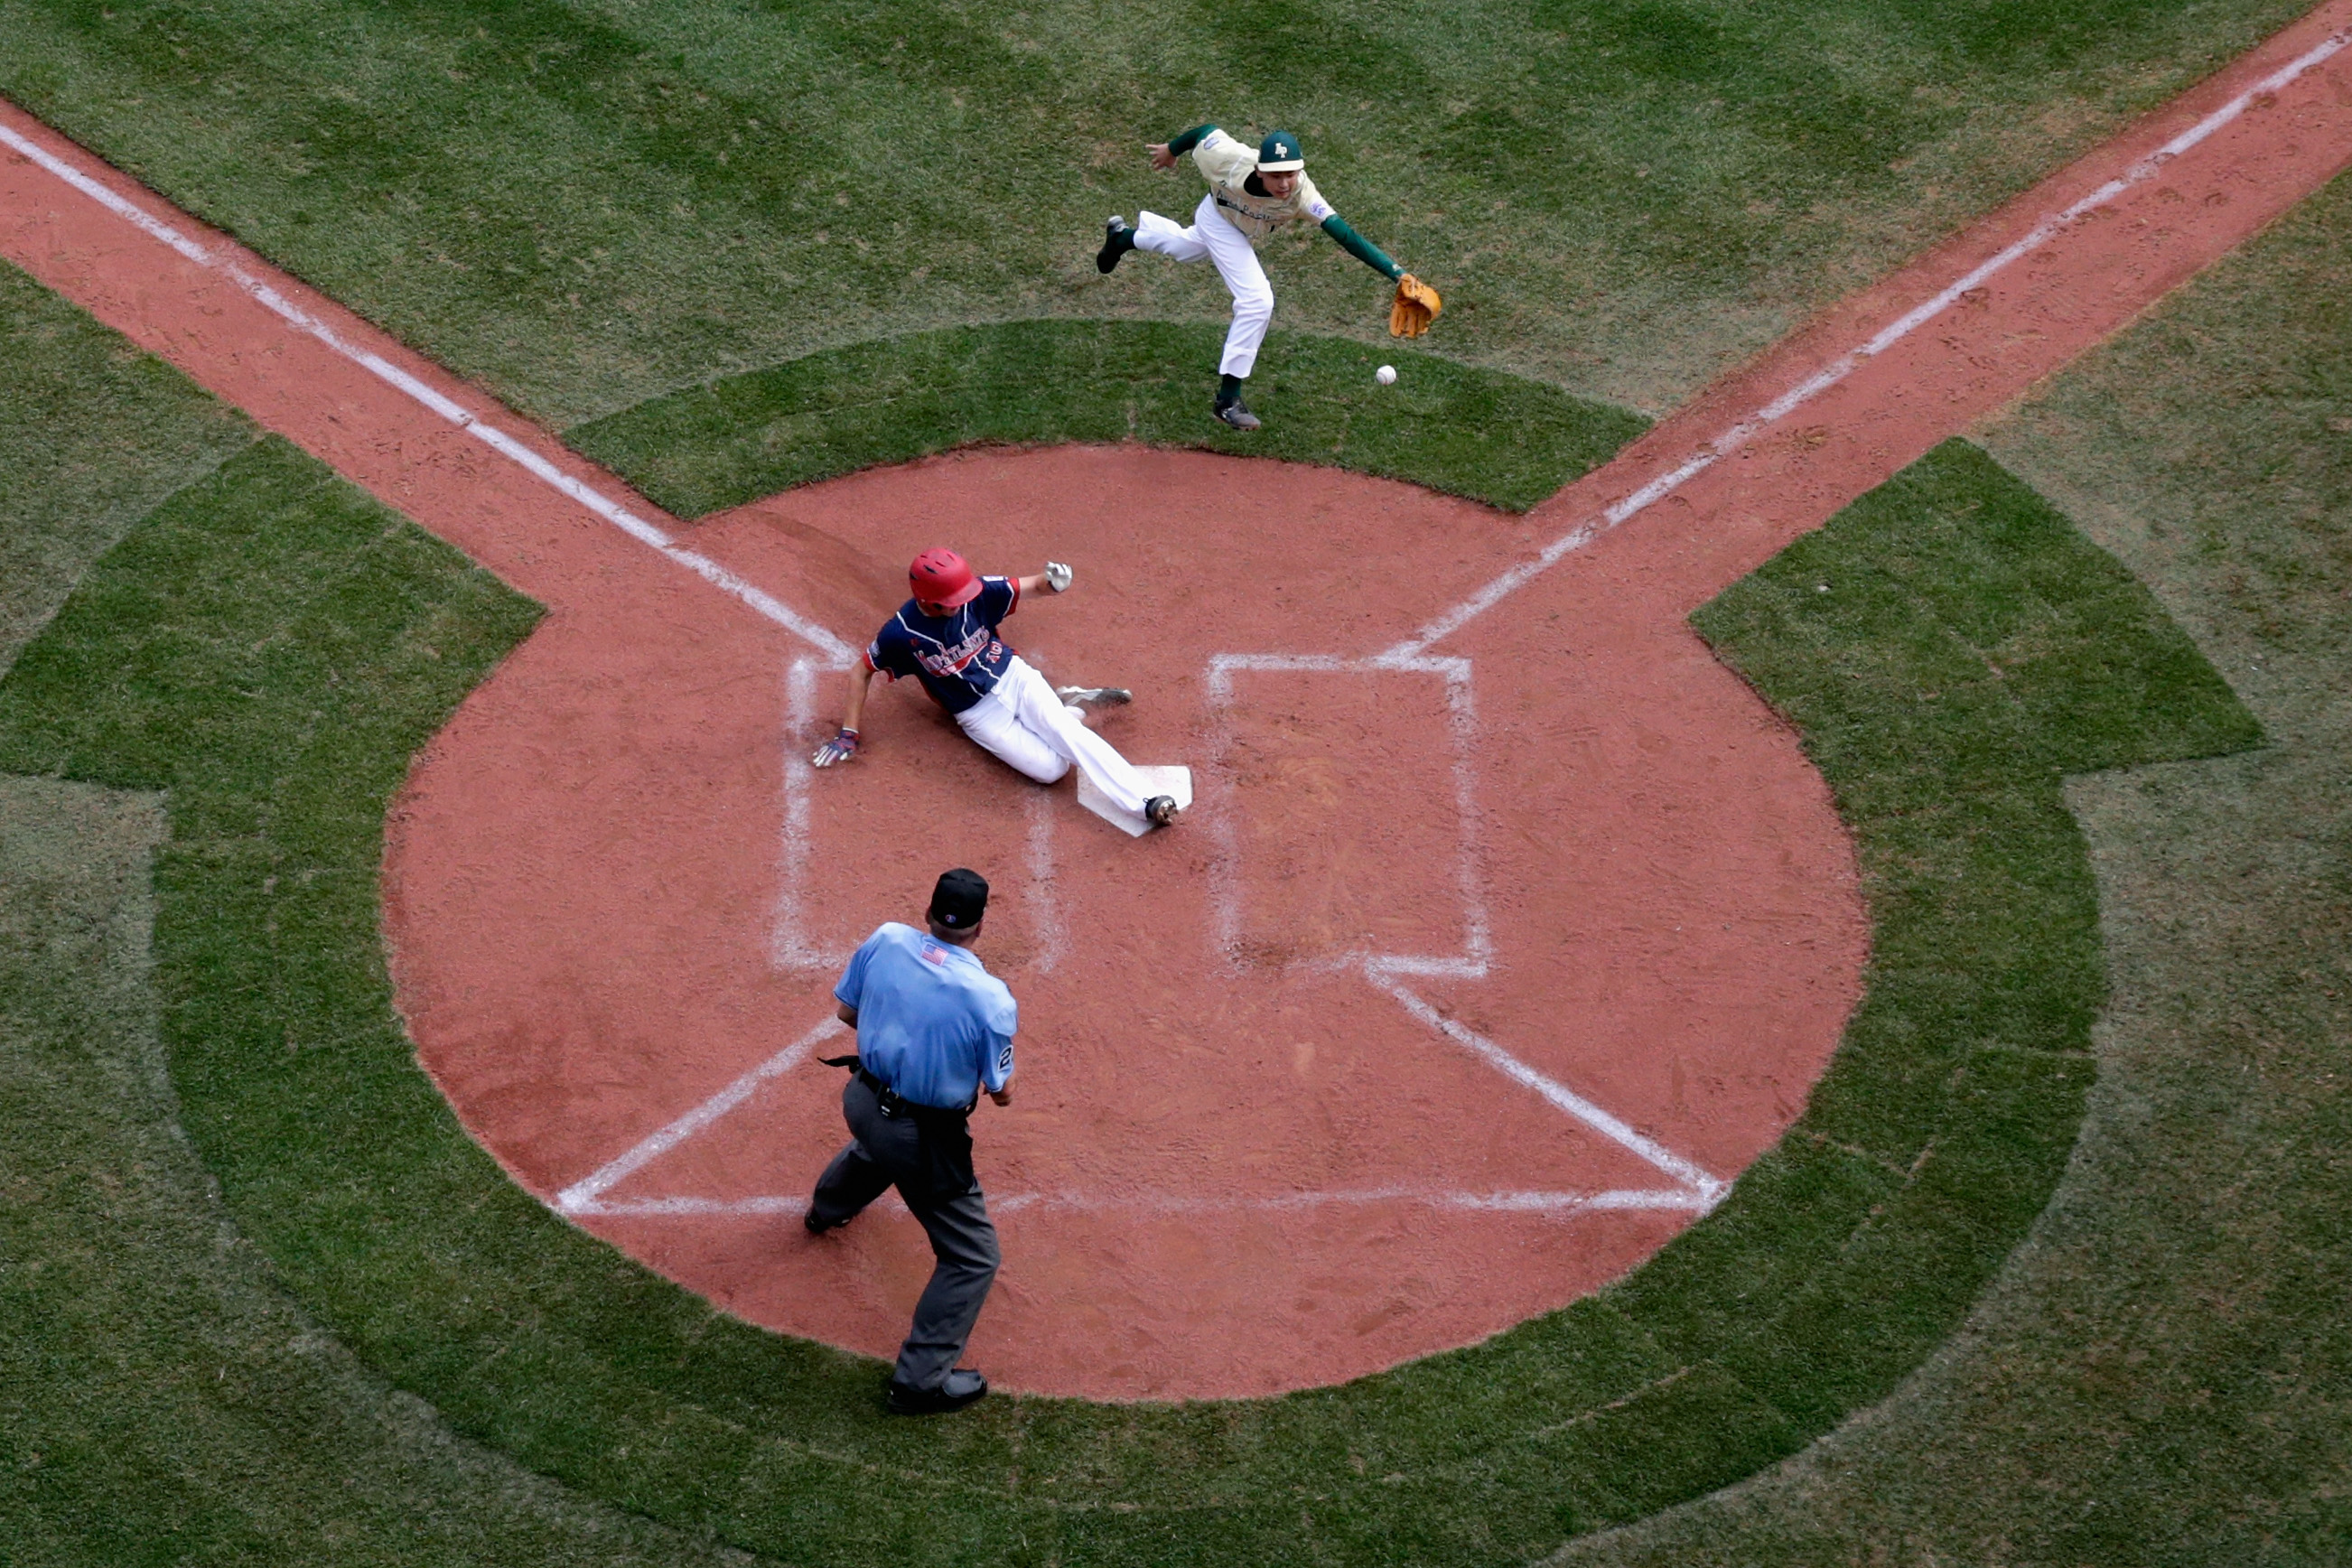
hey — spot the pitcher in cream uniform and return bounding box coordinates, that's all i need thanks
[1097,126,1422,431]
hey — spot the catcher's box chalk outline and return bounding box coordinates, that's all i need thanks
[553,1000,1717,1220]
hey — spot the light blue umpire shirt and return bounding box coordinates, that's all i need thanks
[835,922,1018,1110]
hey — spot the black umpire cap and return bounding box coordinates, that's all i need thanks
[929,867,990,929]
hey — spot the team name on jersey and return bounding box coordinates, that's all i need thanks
[910,621,995,679]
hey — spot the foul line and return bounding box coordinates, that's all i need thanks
[1384,24,2352,660]
[1371,973,1727,1203]
[555,1017,845,1215]
[0,117,855,666]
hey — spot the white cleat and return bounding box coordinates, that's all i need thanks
[1055,686,1133,709]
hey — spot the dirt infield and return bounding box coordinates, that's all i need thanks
[2,1,2346,1400]
[384,443,1863,1398]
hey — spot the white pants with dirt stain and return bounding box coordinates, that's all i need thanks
[957,656,1153,817]
[1133,191,1273,379]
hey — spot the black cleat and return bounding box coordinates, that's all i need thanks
[804,1208,847,1236]
[888,1368,989,1415]
[1211,393,1261,432]
[1097,216,1136,274]
[1145,796,1181,827]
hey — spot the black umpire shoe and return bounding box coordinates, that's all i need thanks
[803,1208,846,1236]
[1211,392,1262,432]
[1097,216,1136,274]
[888,1367,989,1415]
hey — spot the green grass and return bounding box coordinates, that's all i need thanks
[0,778,750,1568]
[0,260,257,671]
[0,0,2315,425]
[0,0,2341,1551]
[1561,169,2352,1568]
[0,260,742,1564]
[568,319,1648,515]
[0,278,2257,1563]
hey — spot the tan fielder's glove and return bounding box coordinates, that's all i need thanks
[1389,274,1442,338]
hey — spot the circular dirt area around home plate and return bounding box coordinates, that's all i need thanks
[382,443,1868,1400]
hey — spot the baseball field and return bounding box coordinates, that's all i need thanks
[2,0,2347,1562]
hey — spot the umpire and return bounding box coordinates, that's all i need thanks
[805,868,1016,1415]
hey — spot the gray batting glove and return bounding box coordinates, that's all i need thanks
[810,727,860,768]
[1045,561,1073,593]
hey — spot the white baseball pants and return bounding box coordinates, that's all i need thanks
[957,657,1154,816]
[1134,192,1273,378]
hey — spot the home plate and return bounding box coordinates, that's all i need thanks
[1078,766,1191,837]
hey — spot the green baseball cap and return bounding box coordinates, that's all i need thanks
[1257,130,1304,173]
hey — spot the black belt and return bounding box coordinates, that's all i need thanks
[822,1053,974,1120]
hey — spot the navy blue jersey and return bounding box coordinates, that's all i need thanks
[865,576,1021,715]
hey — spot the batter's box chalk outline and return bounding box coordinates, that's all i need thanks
[773,654,1093,973]
[1204,651,1492,981]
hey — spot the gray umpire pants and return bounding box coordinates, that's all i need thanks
[807,1074,1001,1393]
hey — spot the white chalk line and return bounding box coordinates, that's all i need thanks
[1025,789,1066,975]
[1370,974,1727,1203]
[1199,652,1718,1199]
[771,655,856,970]
[1383,24,2352,661]
[567,1184,1713,1219]
[553,1016,845,1215]
[0,117,855,666]
[551,1003,1717,1218]
[772,654,1067,973]
[1204,652,1490,975]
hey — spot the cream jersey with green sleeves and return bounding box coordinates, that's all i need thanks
[1190,128,1335,244]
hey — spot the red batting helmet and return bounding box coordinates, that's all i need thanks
[909,547,983,608]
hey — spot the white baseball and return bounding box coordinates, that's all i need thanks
[1376,364,1398,386]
